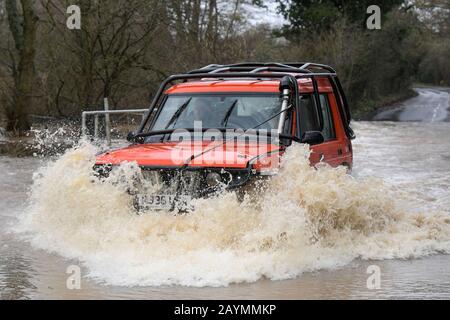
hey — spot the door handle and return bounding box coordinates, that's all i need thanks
[338,149,343,155]
[319,154,325,162]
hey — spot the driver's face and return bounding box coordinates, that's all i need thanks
[192,100,210,119]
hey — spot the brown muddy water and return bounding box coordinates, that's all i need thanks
[1,88,449,300]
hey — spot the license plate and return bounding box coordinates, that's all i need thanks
[135,194,191,210]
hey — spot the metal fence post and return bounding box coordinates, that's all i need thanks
[104,98,111,146]
[81,111,87,137]
[94,114,99,139]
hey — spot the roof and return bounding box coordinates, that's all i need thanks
[165,77,333,94]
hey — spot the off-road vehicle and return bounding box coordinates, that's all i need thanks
[95,62,355,211]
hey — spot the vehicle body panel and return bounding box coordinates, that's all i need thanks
[308,92,353,168]
[96,141,282,169]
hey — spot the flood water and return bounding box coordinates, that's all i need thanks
[1,87,449,299]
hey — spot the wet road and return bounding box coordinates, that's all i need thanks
[373,87,450,122]
[1,87,450,299]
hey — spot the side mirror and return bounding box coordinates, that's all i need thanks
[126,131,136,142]
[302,131,324,145]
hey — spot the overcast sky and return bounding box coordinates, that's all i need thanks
[243,1,287,27]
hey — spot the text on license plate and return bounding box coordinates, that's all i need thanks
[136,194,190,209]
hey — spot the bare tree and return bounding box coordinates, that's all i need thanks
[41,0,163,112]
[5,0,37,132]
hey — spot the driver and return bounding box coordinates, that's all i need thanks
[190,97,217,128]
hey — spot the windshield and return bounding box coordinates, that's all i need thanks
[151,94,283,131]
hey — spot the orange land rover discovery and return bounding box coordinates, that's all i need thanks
[95,62,355,211]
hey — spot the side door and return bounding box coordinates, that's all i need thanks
[307,93,346,167]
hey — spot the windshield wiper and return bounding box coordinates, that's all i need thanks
[238,129,301,143]
[132,127,228,142]
[221,99,238,127]
[165,97,192,129]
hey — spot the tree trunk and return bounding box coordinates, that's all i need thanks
[6,0,37,132]
[206,0,218,55]
[78,0,95,109]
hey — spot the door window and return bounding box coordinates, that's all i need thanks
[319,94,336,141]
[299,95,320,132]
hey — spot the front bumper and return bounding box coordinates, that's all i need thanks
[93,164,257,198]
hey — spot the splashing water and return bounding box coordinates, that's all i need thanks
[28,124,81,157]
[17,141,450,287]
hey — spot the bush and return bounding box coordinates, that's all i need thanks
[418,40,450,86]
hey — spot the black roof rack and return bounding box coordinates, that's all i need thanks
[188,62,336,75]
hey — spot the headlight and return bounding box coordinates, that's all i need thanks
[249,151,281,176]
[206,172,222,187]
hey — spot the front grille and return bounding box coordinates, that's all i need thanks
[140,169,202,196]
[139,167,252,198]
[93,164,252,198]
